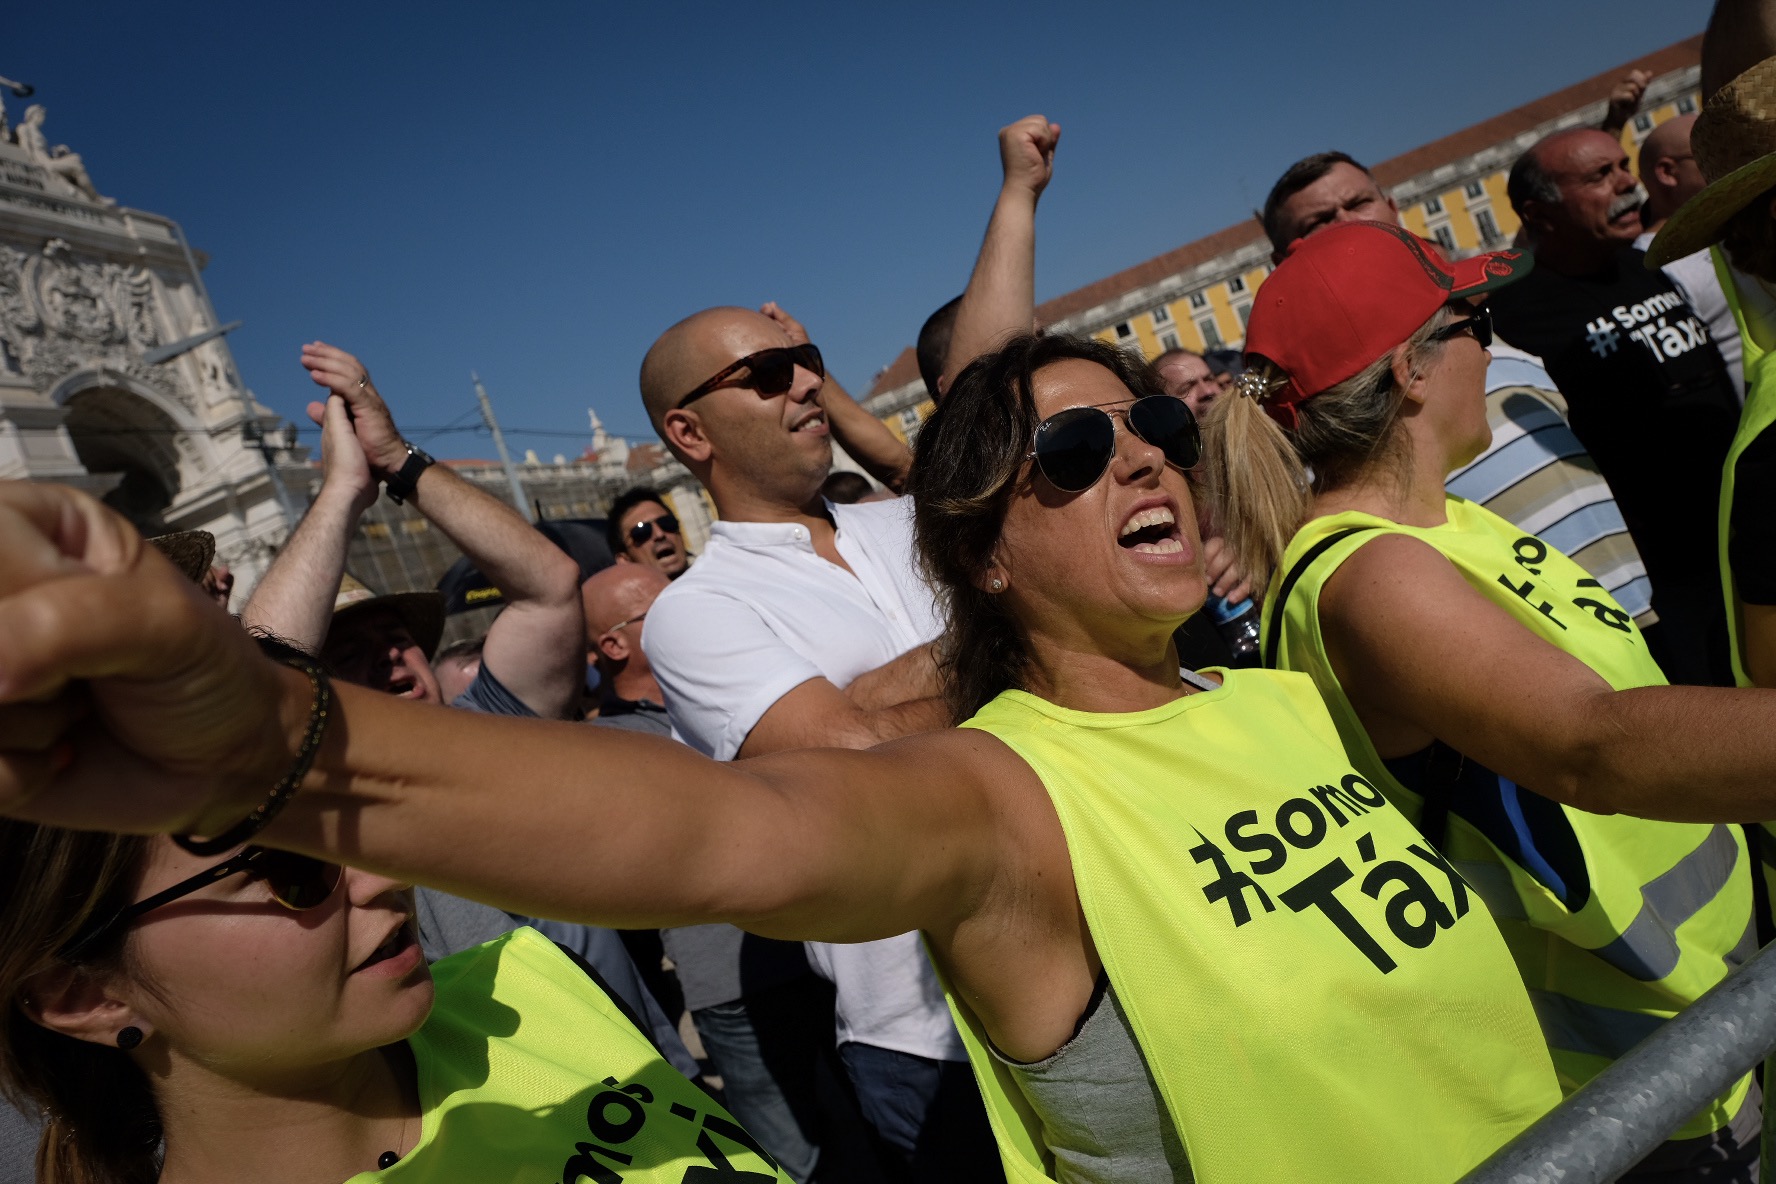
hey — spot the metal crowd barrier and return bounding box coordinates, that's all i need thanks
[1458,939,1776,1183]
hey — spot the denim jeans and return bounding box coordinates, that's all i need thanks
[693,976,886,1184]
[838,1041,1004,1183]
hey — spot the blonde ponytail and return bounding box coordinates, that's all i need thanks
[1203,389,1310,596]
[1204,306,1456,593]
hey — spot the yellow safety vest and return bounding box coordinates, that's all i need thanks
[1267,497,1754,1138]
[954,671,1560,1184]
[1710,245,1776,688]
[354,926,789,1183]
[1707,246,1776,973]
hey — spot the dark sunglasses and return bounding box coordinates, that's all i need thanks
[60,847,343,961]
[1431,305,1493,349]
[1029,395,1202,493]
[626,513,680,547]
[676,344,824,410]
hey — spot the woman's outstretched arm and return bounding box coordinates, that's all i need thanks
[0,481,1004,945]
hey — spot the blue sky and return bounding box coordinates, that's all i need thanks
[9,2,1703,460]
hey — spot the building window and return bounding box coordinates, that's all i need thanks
[1235,303,1251,330]
[1634,112,1654,133]
[1188,292,1208,310]
[1464,180,1485,199]
[1153,304,1172,325]
[1115,322,1132,338]
[1677,94,1697,115]
[1159,330,1181,351]
[1197,317,1222,349]
[1228,275,1246,294]
[1432,225,1457,251]
[1476,208,1501,244]
[897,407,924,437]
[1425,195,1444,215]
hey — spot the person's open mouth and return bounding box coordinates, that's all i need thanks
[1118,503,1185,556]
[790,409,828,436]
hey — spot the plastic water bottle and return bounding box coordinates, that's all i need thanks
[1204,594,1262,668]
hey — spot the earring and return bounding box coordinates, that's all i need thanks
[116,1026,143,1051]
[990,578,1004,592]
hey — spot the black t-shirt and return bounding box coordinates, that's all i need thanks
[1730,421,1776,604]
[1490,247,1740,582]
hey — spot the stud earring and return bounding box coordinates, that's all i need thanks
[990,578,1004,592]
[116,1026,143,1051]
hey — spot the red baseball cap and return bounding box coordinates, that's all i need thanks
[1240,221,1531,428]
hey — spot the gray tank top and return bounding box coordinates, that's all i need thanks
[993,977,1191,1183]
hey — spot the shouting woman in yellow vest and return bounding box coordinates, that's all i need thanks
[0,337,1562,1184]
[1205,218,1774,1180]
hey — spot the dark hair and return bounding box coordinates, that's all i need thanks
[1722,183,1776,284]
[908,333,1171,722]
[0,824,160,1184]
[820,470,874,505]
[1203,348,1245,379]
[916,295,964,400]
[1262,151,1373,254]
[1506,145,1561,218]
[604,487,667,554]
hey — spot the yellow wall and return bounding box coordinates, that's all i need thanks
[878,90,1699,439]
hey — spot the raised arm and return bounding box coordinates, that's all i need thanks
[1600,70,1652,136]
[0,481,1000,946]
[1320,532,1776,821]
[940,115,1060,394]
[301,343,585,719]
[759,302,911,492]
[239,393,379,652]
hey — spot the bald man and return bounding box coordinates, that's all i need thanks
[1635,113,1744,398]
[635,306,1001,1180]
[583,563,672,733]
[1492,128,1742,685]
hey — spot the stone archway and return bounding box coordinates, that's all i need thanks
[58,383,185,532]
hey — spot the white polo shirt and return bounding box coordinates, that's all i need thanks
[643,496,964,1062]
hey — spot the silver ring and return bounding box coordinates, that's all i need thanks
[357,374,369,389]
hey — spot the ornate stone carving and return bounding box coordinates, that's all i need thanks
[0,239,192,411]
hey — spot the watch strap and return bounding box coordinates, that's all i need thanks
[384,443,434,505]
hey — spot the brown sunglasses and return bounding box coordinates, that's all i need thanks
[675,344,824,410]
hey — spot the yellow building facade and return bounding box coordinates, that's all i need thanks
[862,36,1704,435]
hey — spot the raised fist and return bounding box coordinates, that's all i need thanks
[999,114,1061,200]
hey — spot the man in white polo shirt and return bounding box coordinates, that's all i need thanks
[637,303,1000,1183]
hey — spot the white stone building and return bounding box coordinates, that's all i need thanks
[0,98,298,594]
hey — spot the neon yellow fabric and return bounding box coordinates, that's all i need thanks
[1269,498,1754,1138]
[956,670,1560,1183]
[354,926,789,1183]
[1711,245,1776,689]
[1709,246,1776,981]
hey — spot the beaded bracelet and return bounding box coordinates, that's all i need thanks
[173,657,334,857]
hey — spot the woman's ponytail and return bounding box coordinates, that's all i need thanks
[1202,388,1310,597]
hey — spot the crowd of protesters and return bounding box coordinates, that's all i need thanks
[7,9,1776,1184]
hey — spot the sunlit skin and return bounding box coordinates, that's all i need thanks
[24,838,430,1183]
[1270,162,1400,259]
[321,608,441,703]
[653,310,832,526]
[1520,129,1646,273]
[1153,351,1219,417]
[616,499,689,577]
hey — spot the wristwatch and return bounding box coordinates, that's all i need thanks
[383,442,435,505]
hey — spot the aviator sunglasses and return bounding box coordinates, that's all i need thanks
[1029,395,1202,493]
[60,847,343,960]
[676,344,825,410]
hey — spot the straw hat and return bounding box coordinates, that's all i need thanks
[1646,55,1776,266]
[146,531,216,584]
[329,572,446,659]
